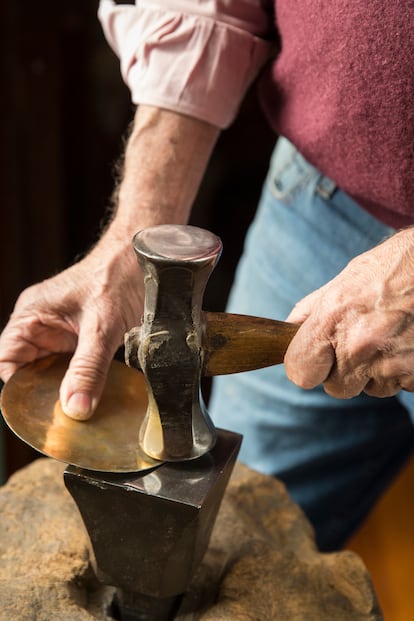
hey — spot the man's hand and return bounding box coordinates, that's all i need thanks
[0,237,143,420]
[0,105,219,419]
[285,227,414,399]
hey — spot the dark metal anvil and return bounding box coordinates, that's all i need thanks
[64,429,241,621]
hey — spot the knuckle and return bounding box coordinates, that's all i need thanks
[0,363,15,383]
[364,381,399,398]
[323,381,359,400]
[67,354,108,386]
[285,365,319,390]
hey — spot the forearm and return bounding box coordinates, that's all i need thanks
[104,104,220,249]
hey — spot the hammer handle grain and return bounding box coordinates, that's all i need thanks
[202,312,299,376]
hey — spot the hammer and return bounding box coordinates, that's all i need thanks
[125,224,298,463]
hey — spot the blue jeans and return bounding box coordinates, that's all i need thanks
[209,137,414,551]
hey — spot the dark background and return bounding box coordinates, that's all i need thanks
[0,1,276,480]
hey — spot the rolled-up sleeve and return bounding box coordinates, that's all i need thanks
[98,0,275,128]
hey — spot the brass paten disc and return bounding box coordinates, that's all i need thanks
[0,354,162,473]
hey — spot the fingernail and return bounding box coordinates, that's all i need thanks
[62,392,95,421]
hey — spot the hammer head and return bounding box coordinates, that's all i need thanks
[125,225,222,462]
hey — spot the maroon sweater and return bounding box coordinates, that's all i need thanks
[260,1,414,229]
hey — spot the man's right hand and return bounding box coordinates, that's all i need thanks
[0,234,143,420]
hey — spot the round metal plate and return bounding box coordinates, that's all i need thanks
[0,354,162,473]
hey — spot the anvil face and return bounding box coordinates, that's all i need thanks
[64,429,241,599]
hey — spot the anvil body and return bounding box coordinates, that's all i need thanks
[64,429,241,620]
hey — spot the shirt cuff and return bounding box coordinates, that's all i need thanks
[98,0,274,128]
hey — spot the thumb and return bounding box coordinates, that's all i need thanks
[285,288,323,324]
[59,322,120,421]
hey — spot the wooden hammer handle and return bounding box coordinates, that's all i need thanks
[202,312,299,377]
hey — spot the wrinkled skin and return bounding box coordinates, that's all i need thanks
[285,227,414,399]
[0,237,143,419]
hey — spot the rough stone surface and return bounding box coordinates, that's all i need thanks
[0,458,383,621]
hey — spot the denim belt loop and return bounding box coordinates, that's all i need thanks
[315,176,337,200]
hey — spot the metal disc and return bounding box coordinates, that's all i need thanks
[0,354,162,473]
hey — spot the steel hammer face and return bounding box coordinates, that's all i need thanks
[125,225,223,463]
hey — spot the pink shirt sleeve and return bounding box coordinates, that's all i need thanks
[98,0,275,128]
